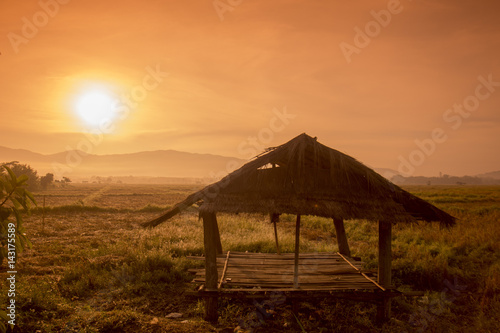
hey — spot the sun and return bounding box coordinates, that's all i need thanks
[74,90,116,128]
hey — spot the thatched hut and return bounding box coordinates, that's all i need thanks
[143,133,455,323]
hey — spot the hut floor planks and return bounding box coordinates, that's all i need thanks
[188,252,400,300]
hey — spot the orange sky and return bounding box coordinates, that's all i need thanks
[1,0,499,176]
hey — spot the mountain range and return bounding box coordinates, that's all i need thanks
[477,170,500,180]
[1,146,498,184]
[0,146,245,180]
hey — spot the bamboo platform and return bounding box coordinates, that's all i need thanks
[188,251,398,299]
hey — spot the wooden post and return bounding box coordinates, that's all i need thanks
[377,221,392,323]
[271,213,281,255]
[213,214,223,255]
[202,211,219,323]
[333,218,351,257]
[42,195,46,232]
[294,214,301,289]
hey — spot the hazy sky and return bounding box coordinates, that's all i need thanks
[1,0,499,176]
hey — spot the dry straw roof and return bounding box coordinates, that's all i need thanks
[143,133,455,228]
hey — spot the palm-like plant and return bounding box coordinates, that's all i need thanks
[0,164,36,333]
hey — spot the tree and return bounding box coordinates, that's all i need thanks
[40,173,54,190]
[4,162,39,190]
[0,164,36,332]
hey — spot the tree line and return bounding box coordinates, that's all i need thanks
[0,161,71,191]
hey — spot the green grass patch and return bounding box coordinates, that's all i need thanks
[88,309,141,332]
[59,262,114,299]
[6,278,73,332]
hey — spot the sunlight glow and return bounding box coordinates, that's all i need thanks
[74,90,116,128]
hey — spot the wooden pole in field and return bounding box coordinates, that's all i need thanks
[294,214,301,289]
[271,213,281,255]
[377,220,392,323]
[42,195,46,232]
[333,218,351,257]
[202,211,219,323]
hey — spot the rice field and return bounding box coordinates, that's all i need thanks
[1,184,499,332]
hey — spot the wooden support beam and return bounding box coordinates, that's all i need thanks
[337,252,386,291]
[377,221,392,324]
[378,221,392,288]
[333,218,351,257]
[294,214,301,289]
[213,214,223,255]
[218,251,230,289]
[202,211,219,323]
[190,289,402,301]
[271,213,281,255]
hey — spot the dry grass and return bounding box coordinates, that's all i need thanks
[0,184,499,332]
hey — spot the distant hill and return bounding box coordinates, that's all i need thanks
[373,168,400,180]
[389,175,495,185]
[1,145,498,185]
[477,170,500,180]
[374,167,500,185]
[0,146,47,162]
[0,146,246,180]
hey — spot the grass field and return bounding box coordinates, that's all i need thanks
[1,184,499,332]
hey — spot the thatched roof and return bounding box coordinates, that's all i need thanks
[143,133,455,228]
